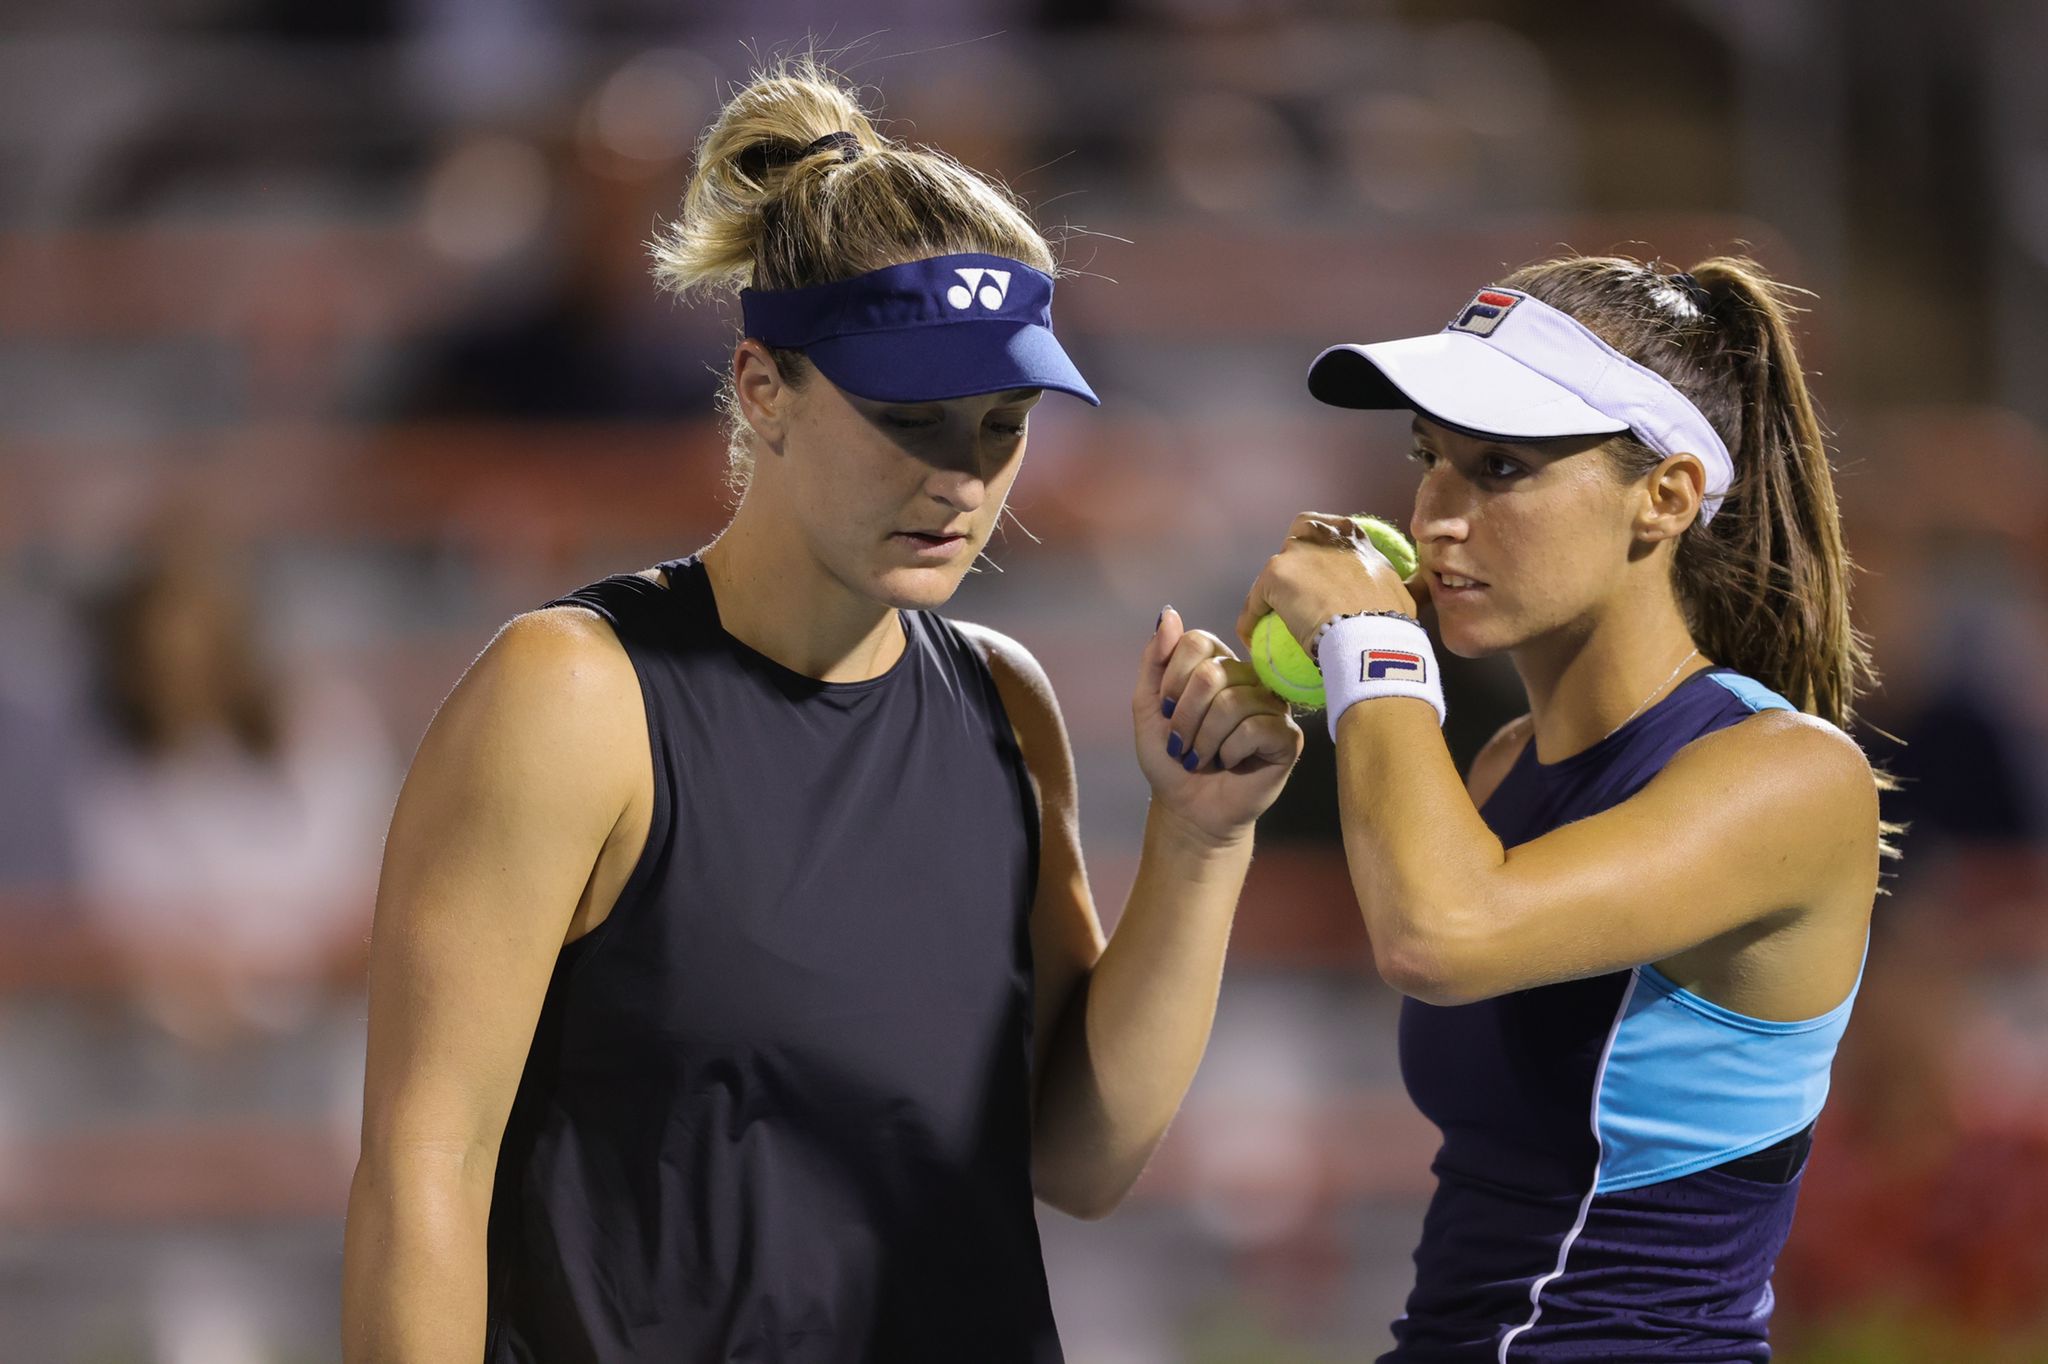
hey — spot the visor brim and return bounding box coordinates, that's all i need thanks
[1308,335,1628,441]
[805,321,1100,406]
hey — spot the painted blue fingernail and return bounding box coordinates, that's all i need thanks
[1182,750,1201,772]
[1167,733,1183,760]
[1161,697,1176,718]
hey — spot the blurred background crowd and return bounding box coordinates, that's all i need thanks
[4,0,2048,1360]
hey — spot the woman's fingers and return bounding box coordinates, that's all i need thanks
[1158,632,1246,764]
[1210,707,1304,773]
[1285,510,1355,548]
[1191,678,1294,771]
[1137,606,1185,706]
[1155,618,1316,772]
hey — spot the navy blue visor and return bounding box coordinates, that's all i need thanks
[739,253,1100,406]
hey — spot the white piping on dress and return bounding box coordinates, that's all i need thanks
[1496,970,1640,1363]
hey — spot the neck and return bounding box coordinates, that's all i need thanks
[698,491,907,683]
[1511,585,1707,764]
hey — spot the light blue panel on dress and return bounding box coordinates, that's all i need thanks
[1595,961,1859,1193]
[1706,672,1795,714]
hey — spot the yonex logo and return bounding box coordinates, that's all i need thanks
[1449,288,1523,338]
[1363,649,1426,683]
[946,267,1012,311]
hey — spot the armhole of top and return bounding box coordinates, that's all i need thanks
[541,580,677,973]
[942,617,1045,916]
[1468,714,1534,810]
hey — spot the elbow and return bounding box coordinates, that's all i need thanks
[1368,920,1494,1008]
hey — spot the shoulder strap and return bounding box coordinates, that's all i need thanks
[544,571,673,640]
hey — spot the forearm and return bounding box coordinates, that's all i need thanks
[341,1150,495,1363]
[1333,700,1505,1000]
[1031,802,1252,1216]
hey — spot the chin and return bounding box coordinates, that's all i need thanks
[1433,611,1521,660]
[870,563,971,611]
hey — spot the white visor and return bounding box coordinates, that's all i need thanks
[1308,286,1734,522]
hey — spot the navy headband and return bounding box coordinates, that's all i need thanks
[739,253,1099,406]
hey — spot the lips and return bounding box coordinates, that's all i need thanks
[1431,568,1489,593]
[890,528,972,561]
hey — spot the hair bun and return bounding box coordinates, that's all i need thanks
[1669,271,1715,314]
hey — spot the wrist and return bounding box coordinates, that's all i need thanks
[1317,614,1446,739]
[1305,607,1420,655]
[1146,800,1255,860]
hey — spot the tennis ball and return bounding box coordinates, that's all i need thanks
[1251,613,1326,707]
[1248,515,1417,709]
[1352,514,1419,580]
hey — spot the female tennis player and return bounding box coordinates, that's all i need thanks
[341,63,1303,1362]
[1214,257,1882,1360]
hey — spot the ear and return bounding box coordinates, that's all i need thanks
[1636,453,1706,544]
[732,340,795,455]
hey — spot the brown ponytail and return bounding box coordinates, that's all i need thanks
[652,58,1060,494]
[1502,255,1877,733]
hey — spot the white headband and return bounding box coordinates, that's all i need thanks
[1307,285,1735,523]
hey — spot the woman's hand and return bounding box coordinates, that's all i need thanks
[1135,608,1303,845]
[1234,512,1424,653]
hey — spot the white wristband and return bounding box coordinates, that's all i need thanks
[1317,614,1446,739]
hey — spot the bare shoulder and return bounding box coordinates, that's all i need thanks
[1465,713,1534,806]
[1659,708,1880,887]
[951,620,1067,747]
[1681,707,1875,803]
[415,606,646,801]
[951,620,1075,800]
[952,619,1065,732]
[468,605,639,717]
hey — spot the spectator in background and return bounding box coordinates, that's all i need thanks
[377,127,731,422]
[69,527,396,1045]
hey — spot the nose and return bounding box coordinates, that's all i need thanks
[925,464,987,515]
[921,426,1022,514]
[1410,463,1472,549]
[921,441,996,514]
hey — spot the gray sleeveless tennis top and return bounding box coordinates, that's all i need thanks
[484,556,1059,1363]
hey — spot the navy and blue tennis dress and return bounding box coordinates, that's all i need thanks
[483,557,1061,1362]
[1386,668,1862,1362]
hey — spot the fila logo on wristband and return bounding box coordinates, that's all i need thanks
[1364,649,1427,682]
[1319,614,1447,736]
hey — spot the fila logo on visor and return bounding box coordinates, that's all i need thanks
[1363,649,1427,683]
[946,267,1012,311]
[1449,288,1523,337]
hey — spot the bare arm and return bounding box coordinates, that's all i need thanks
[1333,699,1877,1012]
[341,608,647,1363]
[1238,512,1877,1017]
[965,611,1302,1219]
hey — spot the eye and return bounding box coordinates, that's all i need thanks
[881,413,940,431]
[987,417,1028,437]
[1406,447,1438,468]
[1481,453,1525,480]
